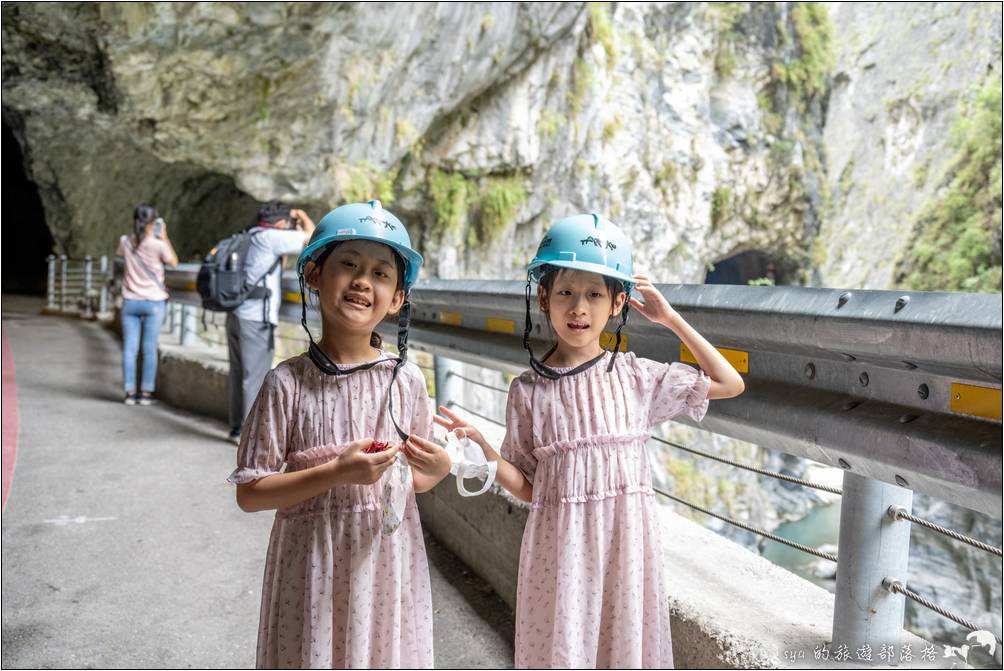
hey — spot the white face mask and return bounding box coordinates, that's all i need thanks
[380,452,412,535]
[444,431,498,497]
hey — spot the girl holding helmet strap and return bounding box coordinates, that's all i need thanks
[436,213,745,668]
[229,200,450,668]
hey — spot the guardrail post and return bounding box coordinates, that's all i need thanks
[46,255,57,309]
[433,356,462,413]
[82,256,94,319]
[170,301,181,338]
[832,472,913,657]
[98,255,109,315]
[179,304,198,346]
[165,300,175,334]
[59,254,68,312]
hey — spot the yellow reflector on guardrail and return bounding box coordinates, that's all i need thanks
[950,383,1002,422]
[680,344,749,373]
[599,331,628,352]
[285,292,303,303]
[184,281,196,291]
[439,312,463,326]
[485,318,516,334]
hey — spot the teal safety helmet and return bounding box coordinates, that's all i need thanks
[297,200,424,292]
[526,212,635,292]
[523,212,635,379]
[296,200,423,441]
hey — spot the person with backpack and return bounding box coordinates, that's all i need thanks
[117,203,179,405]
[225,200,315,444]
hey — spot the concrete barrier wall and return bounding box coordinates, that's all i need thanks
[416,477,853,669]
[155,338,935,669]
[156,343,230,422]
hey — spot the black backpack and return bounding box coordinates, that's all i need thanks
[196,228,280,312]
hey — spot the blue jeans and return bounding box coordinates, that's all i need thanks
[121,299,166,393]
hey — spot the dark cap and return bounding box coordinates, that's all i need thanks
[257,200,292,224]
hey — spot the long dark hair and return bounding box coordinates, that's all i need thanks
[133,204,158,246]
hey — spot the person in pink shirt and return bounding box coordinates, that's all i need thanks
[229,201,450,668]
[116,204,178,405]
[436,213,746,668]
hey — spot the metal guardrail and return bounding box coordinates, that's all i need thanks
[153,265,1004,517]
[394,280,1003,519]
[44,255,111,318]
[91,262,1003,650]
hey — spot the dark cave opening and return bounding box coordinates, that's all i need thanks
[704,249,785,286]
[2,118,53,294]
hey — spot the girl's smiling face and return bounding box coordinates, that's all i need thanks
[540,268,626,351]
[305,239,405,335]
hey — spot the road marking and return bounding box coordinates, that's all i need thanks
[43,515,118,526]
[2,324,18,511]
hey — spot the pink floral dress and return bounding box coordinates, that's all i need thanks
[500,351,710,669]
[228,353,434,669]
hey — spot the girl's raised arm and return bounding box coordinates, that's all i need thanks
[629,274,745,400]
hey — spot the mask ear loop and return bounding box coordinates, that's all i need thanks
[386,298,411,441]
[605,296,630,372]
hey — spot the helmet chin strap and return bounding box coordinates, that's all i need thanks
[299,275,410,440]
[521,275,618,380]
[605,300,630,372]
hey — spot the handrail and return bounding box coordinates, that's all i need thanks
[150,265,1002,516]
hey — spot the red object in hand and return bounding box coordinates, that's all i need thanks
[364,440,390,454]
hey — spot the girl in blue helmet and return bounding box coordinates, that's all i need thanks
[228,200,451,669]
[437,213,745,668]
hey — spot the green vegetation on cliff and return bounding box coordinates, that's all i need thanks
[428,168,528,247]
[896,72,1003,293]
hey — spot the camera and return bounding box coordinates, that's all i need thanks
[153,217,165,236]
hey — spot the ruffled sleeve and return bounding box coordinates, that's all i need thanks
[500,375,537,483]
[227,368,293,484]
[636,358,711,425]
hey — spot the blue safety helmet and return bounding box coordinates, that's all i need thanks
[297,200,424,292]
[523,212,635,378]
[296,200,422,441]
[526,212,634,292]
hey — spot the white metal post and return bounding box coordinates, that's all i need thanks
[82,256,93,319]
[180,304,198,346]
[98,255,109,315]
[434,356,462,416]
[59,255,68,312]
[46,255,57,309]
[831,472,913,660]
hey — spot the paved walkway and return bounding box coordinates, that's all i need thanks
[1,295,514,668]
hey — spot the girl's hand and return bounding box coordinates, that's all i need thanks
[628,274,679,326]
[434,405,487,447]
[403,434,452,480]
[331,438,400,485]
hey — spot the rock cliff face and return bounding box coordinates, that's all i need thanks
[818,2,1002,291]
[3,0,1000,644]
[4,1,835,283]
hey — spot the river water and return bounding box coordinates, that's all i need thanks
[761,501,841,591]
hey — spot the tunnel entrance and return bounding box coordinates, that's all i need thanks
[704,249,783,286]
[2,118,53,294]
